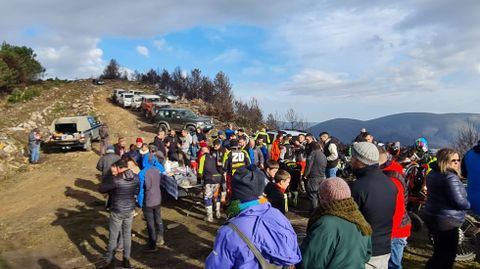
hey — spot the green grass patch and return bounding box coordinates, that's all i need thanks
[7,87,41,103]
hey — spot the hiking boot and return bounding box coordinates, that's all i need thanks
[99,260,115,269]
[143,245,157,253]
[156,235,165,247]
[122,258,133,269]
[205,205,214,222]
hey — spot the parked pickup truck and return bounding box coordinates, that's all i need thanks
[128,90,145,95]
[153,108,214,133]
[118,92,135,108]
[140,95,162,119]
[155,90,178,103]
[129,91,146,110]
[112,89,126,104]
[47,116,102,151]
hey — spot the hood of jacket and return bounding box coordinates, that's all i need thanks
[119,169,136,181]
[228,202,301,265]
[142,153,156,170]
[474,144,480,153]
[353,164,380,178]
[381,160,404,176]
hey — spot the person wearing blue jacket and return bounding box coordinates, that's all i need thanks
[462,140,480,215]
[205,165,301,268]
[424,148,470,269]
[137,149,165,207]
[137,150,166,252]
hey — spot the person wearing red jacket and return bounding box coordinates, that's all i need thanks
[379,146,411,269]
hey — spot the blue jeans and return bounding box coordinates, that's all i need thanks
[388,237,408,269]
[30,143,40,162]
[326,167,337,178]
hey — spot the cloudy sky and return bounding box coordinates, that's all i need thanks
[2,0,479,122]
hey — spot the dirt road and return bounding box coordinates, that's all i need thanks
[0,86,219,269]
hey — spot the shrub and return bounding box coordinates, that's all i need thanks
[7,87,41,103]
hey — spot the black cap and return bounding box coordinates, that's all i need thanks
[230,139,239,148]
[231,165,266,202]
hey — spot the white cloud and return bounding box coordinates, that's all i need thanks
[31,35,104,79]
[474,63,480,74]
[153,39,167,51]
[136,46,149,57]
[212,48,243,63]
[1,0,479,120]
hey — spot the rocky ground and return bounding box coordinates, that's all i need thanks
[0,80,478,268]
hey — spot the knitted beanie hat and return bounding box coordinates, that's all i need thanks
[318,177,351,203]
[352,142,379,166]
[231,165,266,202]
[106,145,115,154]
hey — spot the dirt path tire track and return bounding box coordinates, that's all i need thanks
[0,86,216,269]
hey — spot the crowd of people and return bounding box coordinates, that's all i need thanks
[46,121,477,269]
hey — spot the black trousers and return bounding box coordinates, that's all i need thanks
[426,227,459,269]
[143,206,164,247]
[306,177,324,211]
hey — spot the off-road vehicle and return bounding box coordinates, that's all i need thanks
[112,89,126,103]
[155,90,178,103]
[153,108,213,133]
[47,116,102,151]
[140,95,162,119]
[118,92,134,108]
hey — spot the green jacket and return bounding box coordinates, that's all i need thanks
[299,215,372,269]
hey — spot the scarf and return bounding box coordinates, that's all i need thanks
[226,197,268,218]
[307,198,372,236]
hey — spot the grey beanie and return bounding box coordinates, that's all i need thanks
[352,142,379,165]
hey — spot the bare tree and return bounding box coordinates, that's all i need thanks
[296,117,308,131]
[284,108,308,130]
[454,120,480,156]
[213,71,235,122]
[285,108,299,129]
[266,112,281,129]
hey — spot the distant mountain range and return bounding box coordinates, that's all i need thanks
[278,121,318,129]
[308,113,480,147]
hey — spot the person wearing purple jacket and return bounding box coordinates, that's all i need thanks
[205,165,301,269]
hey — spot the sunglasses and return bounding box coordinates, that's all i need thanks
[450,159,461,163]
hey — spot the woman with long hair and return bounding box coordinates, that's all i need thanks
[423,148,470,269]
